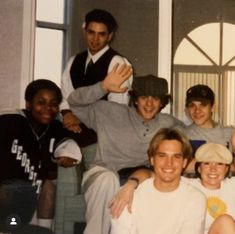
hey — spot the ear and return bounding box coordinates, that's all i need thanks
[107,32,114,42]
[135,98,139,105]
[26,101,31,110]
[83,26,87,36]
[150,156,154,166]
[211,104,215,113]
[185,107,189,116]
[225,165,229,174]
[197,165,201,174]
[182,158,188,169]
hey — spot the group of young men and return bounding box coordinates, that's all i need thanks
[1,7,235,234]
[67,8,235,234]
[67,61,235,234]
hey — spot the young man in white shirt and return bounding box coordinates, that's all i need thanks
[111,128,206,234]
[61,9,132,145]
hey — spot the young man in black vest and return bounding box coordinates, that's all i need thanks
[61,9,133,145]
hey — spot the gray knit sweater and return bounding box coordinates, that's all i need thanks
[68,82,183,172]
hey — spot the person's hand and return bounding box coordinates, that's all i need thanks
[57,156,78,168]
[102,63,133,93]
[109,180,136,219]
[62,111,81,133]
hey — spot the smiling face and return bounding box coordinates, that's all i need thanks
[150,140,188,192]
[85,22,113,55]
[186,100,214,128]
[26,89,60,125]
[136,96,162,122]
[199,162,229,189]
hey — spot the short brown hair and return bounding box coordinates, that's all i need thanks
[148,128,192,161]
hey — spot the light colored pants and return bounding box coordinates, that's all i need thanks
[82,166,120,234]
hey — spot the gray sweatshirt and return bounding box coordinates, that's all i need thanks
[184,123,234,151]
[68,82,184,172]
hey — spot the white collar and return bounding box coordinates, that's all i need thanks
[87,45,110,63]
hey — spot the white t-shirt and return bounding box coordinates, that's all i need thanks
[111,177,206,234]
[183,177,235,234]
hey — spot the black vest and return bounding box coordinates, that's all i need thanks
[70,48,119,89]
[69,48,119,146]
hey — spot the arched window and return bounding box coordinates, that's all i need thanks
[173,22,235,125]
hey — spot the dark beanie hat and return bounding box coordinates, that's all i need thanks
[131,75,168,98]
[186,84,215,106]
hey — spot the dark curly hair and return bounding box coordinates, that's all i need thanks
[128,90,172,111]
[85,9,118,33]
[24,79,62,104]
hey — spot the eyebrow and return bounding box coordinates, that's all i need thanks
[86,29,108,34]
[156,152,183,157]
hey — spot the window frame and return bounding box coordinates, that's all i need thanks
[34,0,70,85]
[20,0,72,107]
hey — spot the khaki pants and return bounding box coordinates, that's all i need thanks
[82,166,120,234]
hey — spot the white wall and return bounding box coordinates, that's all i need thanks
[0,0,24,109]
[0,0,35,109]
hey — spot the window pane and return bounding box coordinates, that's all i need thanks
[36,0,65,24]
[34,28,63,87]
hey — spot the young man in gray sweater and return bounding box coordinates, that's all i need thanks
[182,84,235,174]
[68,64,183,234]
